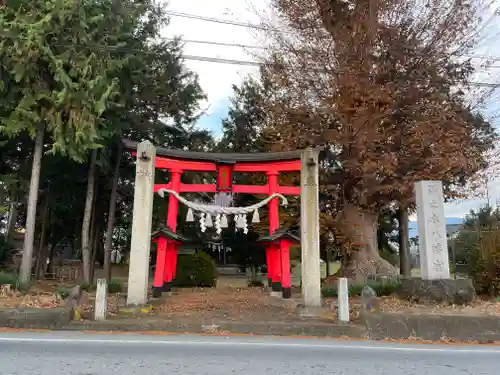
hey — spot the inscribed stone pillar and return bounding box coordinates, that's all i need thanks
[127,141,156,305]
[414,181,450,280]
[300,148,321,307]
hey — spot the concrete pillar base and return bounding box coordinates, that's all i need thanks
[152,287,162,298]
[270,291,282,298]
[282,287,292,299]
[162,281,172,293]
[271,282,282,292]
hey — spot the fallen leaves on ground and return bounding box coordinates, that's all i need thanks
[324,295,500,318]
[0,290,65,309]
[156,287,301,321]
[376,296,500,316]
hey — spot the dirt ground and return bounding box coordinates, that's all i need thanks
[323,295,500,319]
[2,280,500,322]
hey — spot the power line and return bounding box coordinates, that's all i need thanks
[0,32,497,87]
[170,38,500,64]
[183,55,262,66]
[165,10,269,31]
[165,11,500,64]
[168,38,265,50]
[181,55,499,88]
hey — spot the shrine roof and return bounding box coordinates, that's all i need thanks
[122,138,324,163]
[151,225,192,243]
[257,229,300,243]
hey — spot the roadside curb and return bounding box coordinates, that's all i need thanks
[2,308,500,342]
[0,308,73,329]
[58,319,367,338]
[364,312,500,341]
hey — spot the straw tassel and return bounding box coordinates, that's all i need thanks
[205,213,213,227]
[235,214,244,229]
[251,209,260,223]
[186,208,194,222]
[220,214,228,228]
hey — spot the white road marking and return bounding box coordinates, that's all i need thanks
[0,336,498,354]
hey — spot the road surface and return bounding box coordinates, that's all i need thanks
[0,331,498,375]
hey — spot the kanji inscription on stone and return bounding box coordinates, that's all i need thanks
[415,181,450,280]
[429,213,440,224]
[432,259,445,273]
[431,242,443,254]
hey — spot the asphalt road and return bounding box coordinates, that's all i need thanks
[0,331,498,375]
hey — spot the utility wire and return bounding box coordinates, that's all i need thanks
[168,38,265,50]
[183,55,262,66]
[165,10,269,31]
[0,32,498,87]
[164,11,500,63]
[169,38,500,64]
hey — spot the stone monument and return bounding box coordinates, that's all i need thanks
[415,180,450,279]
[397,180,475,304]
[126,141,156,306]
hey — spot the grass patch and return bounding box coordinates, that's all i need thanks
[248,279,264,287]
[321,278,401,298]
[80,279,124,294]
[0,272,29,291]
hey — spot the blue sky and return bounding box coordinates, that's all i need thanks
[195,98,230,137]
[163,0,500,218]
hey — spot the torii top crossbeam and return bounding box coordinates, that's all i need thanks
[122,138,325,196]
[122,138,321,163]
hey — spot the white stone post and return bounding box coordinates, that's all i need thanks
[300,148,322,307]
[414,181,450,280]
[94,279,107,321]
[127,141,156,305]
[338,277,349,322]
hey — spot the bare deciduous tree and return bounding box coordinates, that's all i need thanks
[258,0,498,280]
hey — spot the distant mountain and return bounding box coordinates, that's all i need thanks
[408,217,464,238]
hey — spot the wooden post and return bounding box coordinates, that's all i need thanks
[94,279,108,321]
[338,278,349,322]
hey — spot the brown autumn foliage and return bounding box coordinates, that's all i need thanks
[255,0,497,280]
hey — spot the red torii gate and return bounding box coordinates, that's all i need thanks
[124,139,323,306]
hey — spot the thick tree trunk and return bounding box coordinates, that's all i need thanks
[88,194,97,282]
[398,205,411,277]
[46,241,57,275]
[325,248,331,276]
[19,123,45,285]
[103,142,122,280]
[81,149,98,284]
[89,199,104,282]
[5,198,19,245]
[338,203,397,283]
[35,189,50,279]
[90,225,100,282]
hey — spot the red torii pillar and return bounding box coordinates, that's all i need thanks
[151,226,187,297]
[267,171,281,292]
[258,230,299,298]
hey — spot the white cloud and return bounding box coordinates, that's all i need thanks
[162,0,266,115]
